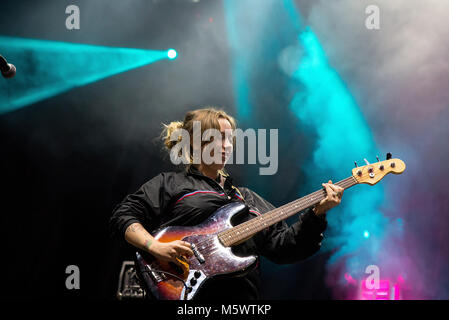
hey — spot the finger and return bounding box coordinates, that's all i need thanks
[178,240,192,249]
[182,242,195,256]
[336,187,344,196]
[322,182,334,196]
[169,249,179,259]
[327,183,343,194]
[175,240,194,255]
[320,193,333,202]
[176,244,194,257]
[329,188,340,199]
[327,184,344,198]
[324,191,338,203]
[174,240,191,250]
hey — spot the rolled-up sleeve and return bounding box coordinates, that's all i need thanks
[109,173,167,240]
[239,187,327,264]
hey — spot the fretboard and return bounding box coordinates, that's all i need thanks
[218,176,358,247]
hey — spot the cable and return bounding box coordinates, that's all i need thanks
[141,266,189,291]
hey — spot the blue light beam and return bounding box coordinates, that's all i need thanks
[289,28,386,265]
[0,36,174,114]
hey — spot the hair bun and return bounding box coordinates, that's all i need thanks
[160,108,236,166]
[162,121,184,150]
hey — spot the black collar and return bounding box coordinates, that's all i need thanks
[187,165,234,187]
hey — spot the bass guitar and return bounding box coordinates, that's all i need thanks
[135,154,405,300]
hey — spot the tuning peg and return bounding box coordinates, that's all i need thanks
[354,161,358,167]
[376,156,380,162]
[386,152,392,160]
[364,158,370,165]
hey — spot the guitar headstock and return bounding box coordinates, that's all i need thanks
[352,154,406,185]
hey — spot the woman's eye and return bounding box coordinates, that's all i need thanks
[222,133,234,142]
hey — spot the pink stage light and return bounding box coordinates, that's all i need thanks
[344,274,403,300]
[359,278,402,300]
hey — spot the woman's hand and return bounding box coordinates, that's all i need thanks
[313,180,344,217]
[148,240,194,263]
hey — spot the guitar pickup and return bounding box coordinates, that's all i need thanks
[191,243,205,264]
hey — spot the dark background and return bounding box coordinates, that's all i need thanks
[0,0,329,300]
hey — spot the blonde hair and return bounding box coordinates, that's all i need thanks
[161,107,236,164]
[161,107,245,200]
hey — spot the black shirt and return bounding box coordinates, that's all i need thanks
[109,165,327,300]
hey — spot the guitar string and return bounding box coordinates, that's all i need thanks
[223,176,356,235]
[218,168,382,243]
[184,167,388,259]
[202,166,389,256]
[214,177,355,247]
[197,177,358,257]
[190,176,358,257]
[191,177,356,256]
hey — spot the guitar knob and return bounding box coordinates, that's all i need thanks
[194,271,201,278]
[390,162,396,168]
[386,152,392,160]
[190,278,197,286]
[379,165,384,171]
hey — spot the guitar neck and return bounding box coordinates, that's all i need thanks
[218,176,358,247]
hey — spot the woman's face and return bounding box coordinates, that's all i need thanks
[201,117,234,171]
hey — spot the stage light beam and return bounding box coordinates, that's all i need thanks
[0,36,175,114]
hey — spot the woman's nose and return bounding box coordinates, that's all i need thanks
[223,137,233,151]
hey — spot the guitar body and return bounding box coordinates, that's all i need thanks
[134,202,257,300]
